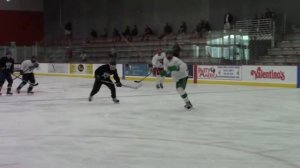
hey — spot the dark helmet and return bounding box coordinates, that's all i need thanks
[165,49,174,60]
[31,56,37,63]
[5,50,12,56]
[165,49,173,55]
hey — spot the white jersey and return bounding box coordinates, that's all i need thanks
[21,60,38,74]
[152,52,166,68]
[163,56,188,82]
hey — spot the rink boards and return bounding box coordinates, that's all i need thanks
[32,63,300,88]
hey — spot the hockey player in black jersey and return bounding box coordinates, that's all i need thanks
[88,61,122,103]
[0,51,15,95]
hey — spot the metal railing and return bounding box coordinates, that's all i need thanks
[204,18,275,64]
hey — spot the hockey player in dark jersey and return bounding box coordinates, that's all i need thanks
[0,51,15,95]
[88,61,122,103]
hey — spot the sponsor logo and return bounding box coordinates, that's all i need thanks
[49,64,67,73]
[77,64,84,72]
[250,67,285,80]
[198,67,216,78]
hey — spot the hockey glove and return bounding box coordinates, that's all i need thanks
[33,62,39,68]
[160,70,167,77]
[167,65,179,72]
[115,82,122,87]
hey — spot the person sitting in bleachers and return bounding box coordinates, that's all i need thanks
[112,28,121,42]
[158,22,173,40]
[131,25,138,40]
[123,26,132,41]
[141,24,153,41]
[90,29,98,40]
[178,21,187,35]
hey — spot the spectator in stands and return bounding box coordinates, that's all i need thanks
[64,22,72,40]
[193,20,210,38]
[172,42,181,58]
[80,51,87,62]
[101,28,108,38]
[65,47,72,62]
[131,25,138,38]
[123,25,132,41]
[253,13,260,19]
[264,8,276,19]
[192,21,202,38]
[112,28,121,42]
[141,24,153,41]
[204,20,211,31]
[158,22,173,40]
[90,29,98,40]
[109,47,117,61]
[178,21,187,35]
[224,12,233,30]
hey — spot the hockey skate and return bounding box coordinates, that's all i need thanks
[6,91,13,96]
[27,91,34,95]
[112,98,120,103]
[184,101,193,109]
[6,88,13,95]
[159,83,164,89]
[88,96,93,102]
[16,88,21,94]
[156,84,160,89]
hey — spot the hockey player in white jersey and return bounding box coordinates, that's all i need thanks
[152,48,166,89]
[16,56,39,94]
[160,50,193,109]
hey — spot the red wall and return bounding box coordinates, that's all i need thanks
[0,10,43,45]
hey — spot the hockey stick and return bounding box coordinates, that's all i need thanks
[123,83,142,89]
[134,73,152,83]
[12,74,39,86]
[12,67,34,80]
[100,80,142,89]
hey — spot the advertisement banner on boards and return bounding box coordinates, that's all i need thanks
[243,66,297,84]
[48,63,68,74]
[197,65,241,80]
[125,64,150,76]
[70,64,93,75]
[14,64,21,72]
[298,66,300,88]
[187,64,194,78]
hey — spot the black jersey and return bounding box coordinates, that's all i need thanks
[0,57,14,73]
[95,64,120,83]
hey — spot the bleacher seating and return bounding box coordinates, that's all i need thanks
[259,33,300,65]
[39,33,207,64]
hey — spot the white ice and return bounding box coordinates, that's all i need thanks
[0,76,300,168]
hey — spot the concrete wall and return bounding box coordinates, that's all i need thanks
[0,0,44,45]
[209,0,300,31]
[44,0,300,39]
[0,0,43,11]
[44,0,209,38]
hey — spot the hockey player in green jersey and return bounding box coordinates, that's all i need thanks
[160,50,193,109]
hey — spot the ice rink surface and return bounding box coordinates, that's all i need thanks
[0,76,300,168]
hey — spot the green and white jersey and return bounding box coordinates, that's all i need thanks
[163,56,188,82]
